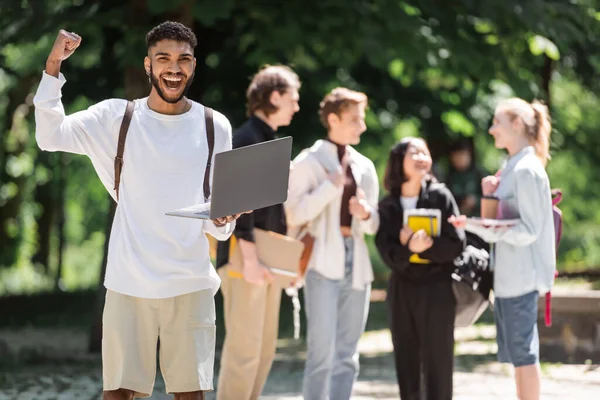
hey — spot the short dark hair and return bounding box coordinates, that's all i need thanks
[383,137,432,196]
[146,21,197,50]
[246,65,301,117]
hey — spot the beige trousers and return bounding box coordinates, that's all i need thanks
[216,267,282,400]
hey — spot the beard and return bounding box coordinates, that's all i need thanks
[149,65,195,104]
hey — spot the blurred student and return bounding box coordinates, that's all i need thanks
[445,138,487,217]
[375,137,465,400]
[450,98,555,400]
[285,88,379,400]
[215,65,301,400]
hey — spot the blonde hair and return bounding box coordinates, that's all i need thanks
[319,87,368,130]
[497,98,552,167]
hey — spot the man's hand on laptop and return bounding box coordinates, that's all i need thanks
[212,210,252,227]
[243,259,274,285]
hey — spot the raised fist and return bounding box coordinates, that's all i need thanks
[48,29,82,63]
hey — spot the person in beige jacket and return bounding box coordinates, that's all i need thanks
[285,88,379,400]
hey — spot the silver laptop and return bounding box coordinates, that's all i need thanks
[166,136,293,220]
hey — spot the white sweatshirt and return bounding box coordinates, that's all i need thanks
[33,71,234,299]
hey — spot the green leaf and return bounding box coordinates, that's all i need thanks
[528,35,561,60]
[474,20,493,34]
[401,3,421,16]
[545,41,560,60]
[393,118,421,141]
[388,59,405,79]
[193,0,235,26]
[485,35,499,45]
[442,110,475,136]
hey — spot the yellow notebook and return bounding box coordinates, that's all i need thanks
[403,209,441,264]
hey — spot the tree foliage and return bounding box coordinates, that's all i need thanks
[1,0,599,292]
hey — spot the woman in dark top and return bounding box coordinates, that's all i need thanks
[375,137,465,400]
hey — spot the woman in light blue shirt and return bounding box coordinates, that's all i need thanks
[450,98,555,400]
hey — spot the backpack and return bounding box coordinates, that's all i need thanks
[421,182,492,327]
[452,243,493,327]
[113,100,215,202]
[545,188,563,327]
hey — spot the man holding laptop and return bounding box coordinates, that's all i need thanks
[216,65,301,400]
[33,22,244,400]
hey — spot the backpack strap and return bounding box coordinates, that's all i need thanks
[552,188,563,206]
[114,100,135,201]
[203,106,215,202]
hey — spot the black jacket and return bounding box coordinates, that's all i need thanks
[375,180,466,282]
[215,116,287,268]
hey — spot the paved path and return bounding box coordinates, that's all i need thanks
[1,326,599,399]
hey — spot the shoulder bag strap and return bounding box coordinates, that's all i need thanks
[114,100,135,201]
[203,106,215,202]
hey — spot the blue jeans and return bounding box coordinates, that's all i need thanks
[303,237,371,400]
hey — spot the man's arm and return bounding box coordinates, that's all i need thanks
[45,30,80,78]
[34,30,128,198]
[34,30,111,156]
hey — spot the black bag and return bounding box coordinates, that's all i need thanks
[452,243,492,327]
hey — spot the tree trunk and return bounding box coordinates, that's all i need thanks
[541,55,553,108]
[0,76,38,267]
[54,153,67,291]
[32,152,57,273]
[88,197,117,353]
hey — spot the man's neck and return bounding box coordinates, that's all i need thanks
[147,91,190,115]
[327,130,350,146]
[326,135,347,147]
[253,111,278,131]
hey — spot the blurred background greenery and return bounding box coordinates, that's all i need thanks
[1,0,600,298]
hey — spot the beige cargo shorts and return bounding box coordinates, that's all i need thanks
[102,289,216,397]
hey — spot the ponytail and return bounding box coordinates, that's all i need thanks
[530,100,552,167]
[497,98,552,168]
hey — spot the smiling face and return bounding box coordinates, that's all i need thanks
[403,139,432,182]
[328,102,367,145]
[144,39,196,104]
[488,109,519,151]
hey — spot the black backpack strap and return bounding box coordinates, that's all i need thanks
[203,106,215,202]
[114,100,135,201]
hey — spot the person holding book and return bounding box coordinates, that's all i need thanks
[450,98,555,400]
[285,87,380,400]
[215,65,301,400]
[375,137,465,400]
